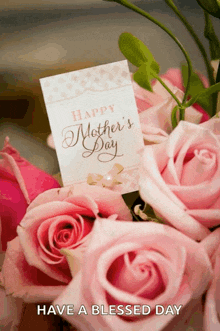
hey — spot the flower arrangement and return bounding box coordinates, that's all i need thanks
[1,0,220,330]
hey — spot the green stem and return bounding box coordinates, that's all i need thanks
[180,107,185,121]
[171,105,179,128]
[204,11,219,115]
[142,203,152,214]
[185,82,220,108]
[155,75,182,107]
[154,74,185,127]
[112,0,193,101]
[165,0,215,91]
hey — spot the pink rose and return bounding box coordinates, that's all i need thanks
[0,138,60,251]
[1,184,132,303]
[54,219,212,331]
[202,228,220,331]
[139,120,220,241]
[133,68,209,144]
[135,68,209,117]
[201,112,220,139]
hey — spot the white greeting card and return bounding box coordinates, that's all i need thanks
[40,60,144,194]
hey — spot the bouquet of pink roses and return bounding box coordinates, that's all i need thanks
[1,0,220,330]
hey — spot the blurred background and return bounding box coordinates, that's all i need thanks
[0,0,220,173]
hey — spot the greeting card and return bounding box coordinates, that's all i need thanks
[40,60,144,194]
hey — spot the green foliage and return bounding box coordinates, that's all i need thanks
[133,64,154,91]
[185,82,220,108]
[118,33,159,68]
[196,0,220,19]
[181,64,212,115]
[118,32,160,91]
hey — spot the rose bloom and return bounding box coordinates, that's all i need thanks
[0,138,60,251]
[139,119,220,241]
[54,219,212,331]
[134,68,209,144]
[1,184,132,303]
[203,228,220,331]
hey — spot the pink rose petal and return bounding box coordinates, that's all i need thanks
[54,219,212,331]
[2,238,66,303]
[139,121,220,238]
[204,245,220,331]
[2,183,132,303]
[0,139,60,251]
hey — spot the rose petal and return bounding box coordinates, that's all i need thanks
[140,121,220,237]
[0,139,60,251]
[188,209,220,228]
[200,228,220,259]
[54,220,212,331]
[204,247,220,331]
[201,113,220,138]
[137,78,202,144]
[27,184,132,222]
[0,180,28,251]
[82,220,212,300]
[169,176,220,210]
[141,146,186,210]
[0,150,30,205]
[70,184,132,220]
[65,195,99,218]
[180,148,217,185]
[97,241,186,308]
[17,201,81,283]
[141,125,168,144]
[140,173,210,240]
[61,243,90,278]
[2,238,66,303]
[0,138,60,203]
[36,214,86,262]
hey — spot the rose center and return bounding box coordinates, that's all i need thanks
[53,223,77,249]
[180,148,217,185]
[107,251,165,300]
[194,148,216,164]
[56,228,72,243]
[138,264,151,274]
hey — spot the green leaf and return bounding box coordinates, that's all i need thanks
[150,60,160,75]
[185,82,220,108]
[196,0,220,19]
[118,32,159,71]
[182,65,205,91]
[133,63,155,91]
[181,64,212,115]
